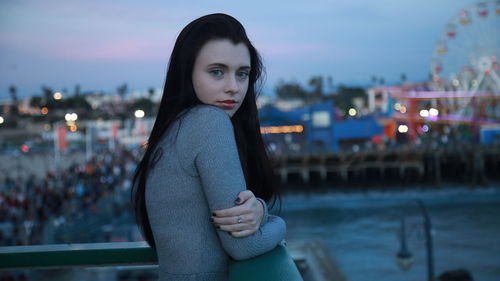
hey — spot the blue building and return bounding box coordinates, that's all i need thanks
[480,127,500,145]
[259,101,383,152]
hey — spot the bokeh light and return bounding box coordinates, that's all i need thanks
[135,110,145,118]
[348,108,357,116]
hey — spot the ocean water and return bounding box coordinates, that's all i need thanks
[9,186,499,281]
[280,186,500,281]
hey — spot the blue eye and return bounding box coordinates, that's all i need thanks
[210,69,223,77]
[237,71,249,79]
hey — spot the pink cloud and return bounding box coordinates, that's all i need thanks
[54,39,173,61]
[0,31,173,62]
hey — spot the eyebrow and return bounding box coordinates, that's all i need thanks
[207,63,251,70]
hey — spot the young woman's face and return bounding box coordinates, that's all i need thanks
[192,39,251,117]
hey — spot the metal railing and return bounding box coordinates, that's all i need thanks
[0,242,157,270]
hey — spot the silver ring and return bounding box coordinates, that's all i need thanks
[237,215,243,224]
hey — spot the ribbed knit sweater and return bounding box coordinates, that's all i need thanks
[145,105,286,281]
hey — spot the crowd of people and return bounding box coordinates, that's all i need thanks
[0,145,141,246]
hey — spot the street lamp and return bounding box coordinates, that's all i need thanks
[429,108,439,117]
[348,108,357,117]
[135,109,145,118]
[420,109,430,118]
[398,124,409,133]
[65,113,78,122]
[395,199,435,281]
[396,217,413,271]
[64,113,78,132]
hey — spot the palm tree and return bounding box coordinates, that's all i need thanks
[75,84,81,96]
[9,85,18,103]
[326,76,334,95]
[308,76,324,103]
[41,86,53,103]
[8,85,19,116]
[274,80,307,101]
[148,87,155,100]
[117,83,128,100]
[401,73,407,84]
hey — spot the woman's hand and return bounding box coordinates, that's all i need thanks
[211,190,264,237]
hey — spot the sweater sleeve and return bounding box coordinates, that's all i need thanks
[184,105,286,260]
[255,197,269,227]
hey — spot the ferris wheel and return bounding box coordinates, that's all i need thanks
[431,1,500,93]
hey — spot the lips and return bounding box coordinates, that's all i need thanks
[219,100,236,104]
[216,100,237,109]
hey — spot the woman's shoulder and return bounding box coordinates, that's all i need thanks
[179,104,232,129]
[170,105,235,165]
[183,104,229,119]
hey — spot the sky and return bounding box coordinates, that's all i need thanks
[0,0,478,99]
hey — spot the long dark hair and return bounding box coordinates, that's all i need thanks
[131,13,281,249]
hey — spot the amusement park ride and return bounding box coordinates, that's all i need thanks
[373,1,500,143]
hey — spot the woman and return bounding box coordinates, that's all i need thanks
[132,13,286,280]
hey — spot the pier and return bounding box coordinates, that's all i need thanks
[273,146,500,187]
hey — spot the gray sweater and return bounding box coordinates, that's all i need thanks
[145,105,286,281]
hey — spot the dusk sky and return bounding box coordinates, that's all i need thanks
[0,0,476,99]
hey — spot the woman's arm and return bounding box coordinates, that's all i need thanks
[211,190,269,237]
[184,105,285,260]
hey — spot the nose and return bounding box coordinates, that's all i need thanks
[224,75,239,94]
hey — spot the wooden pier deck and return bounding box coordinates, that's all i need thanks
[273,146,500,187]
